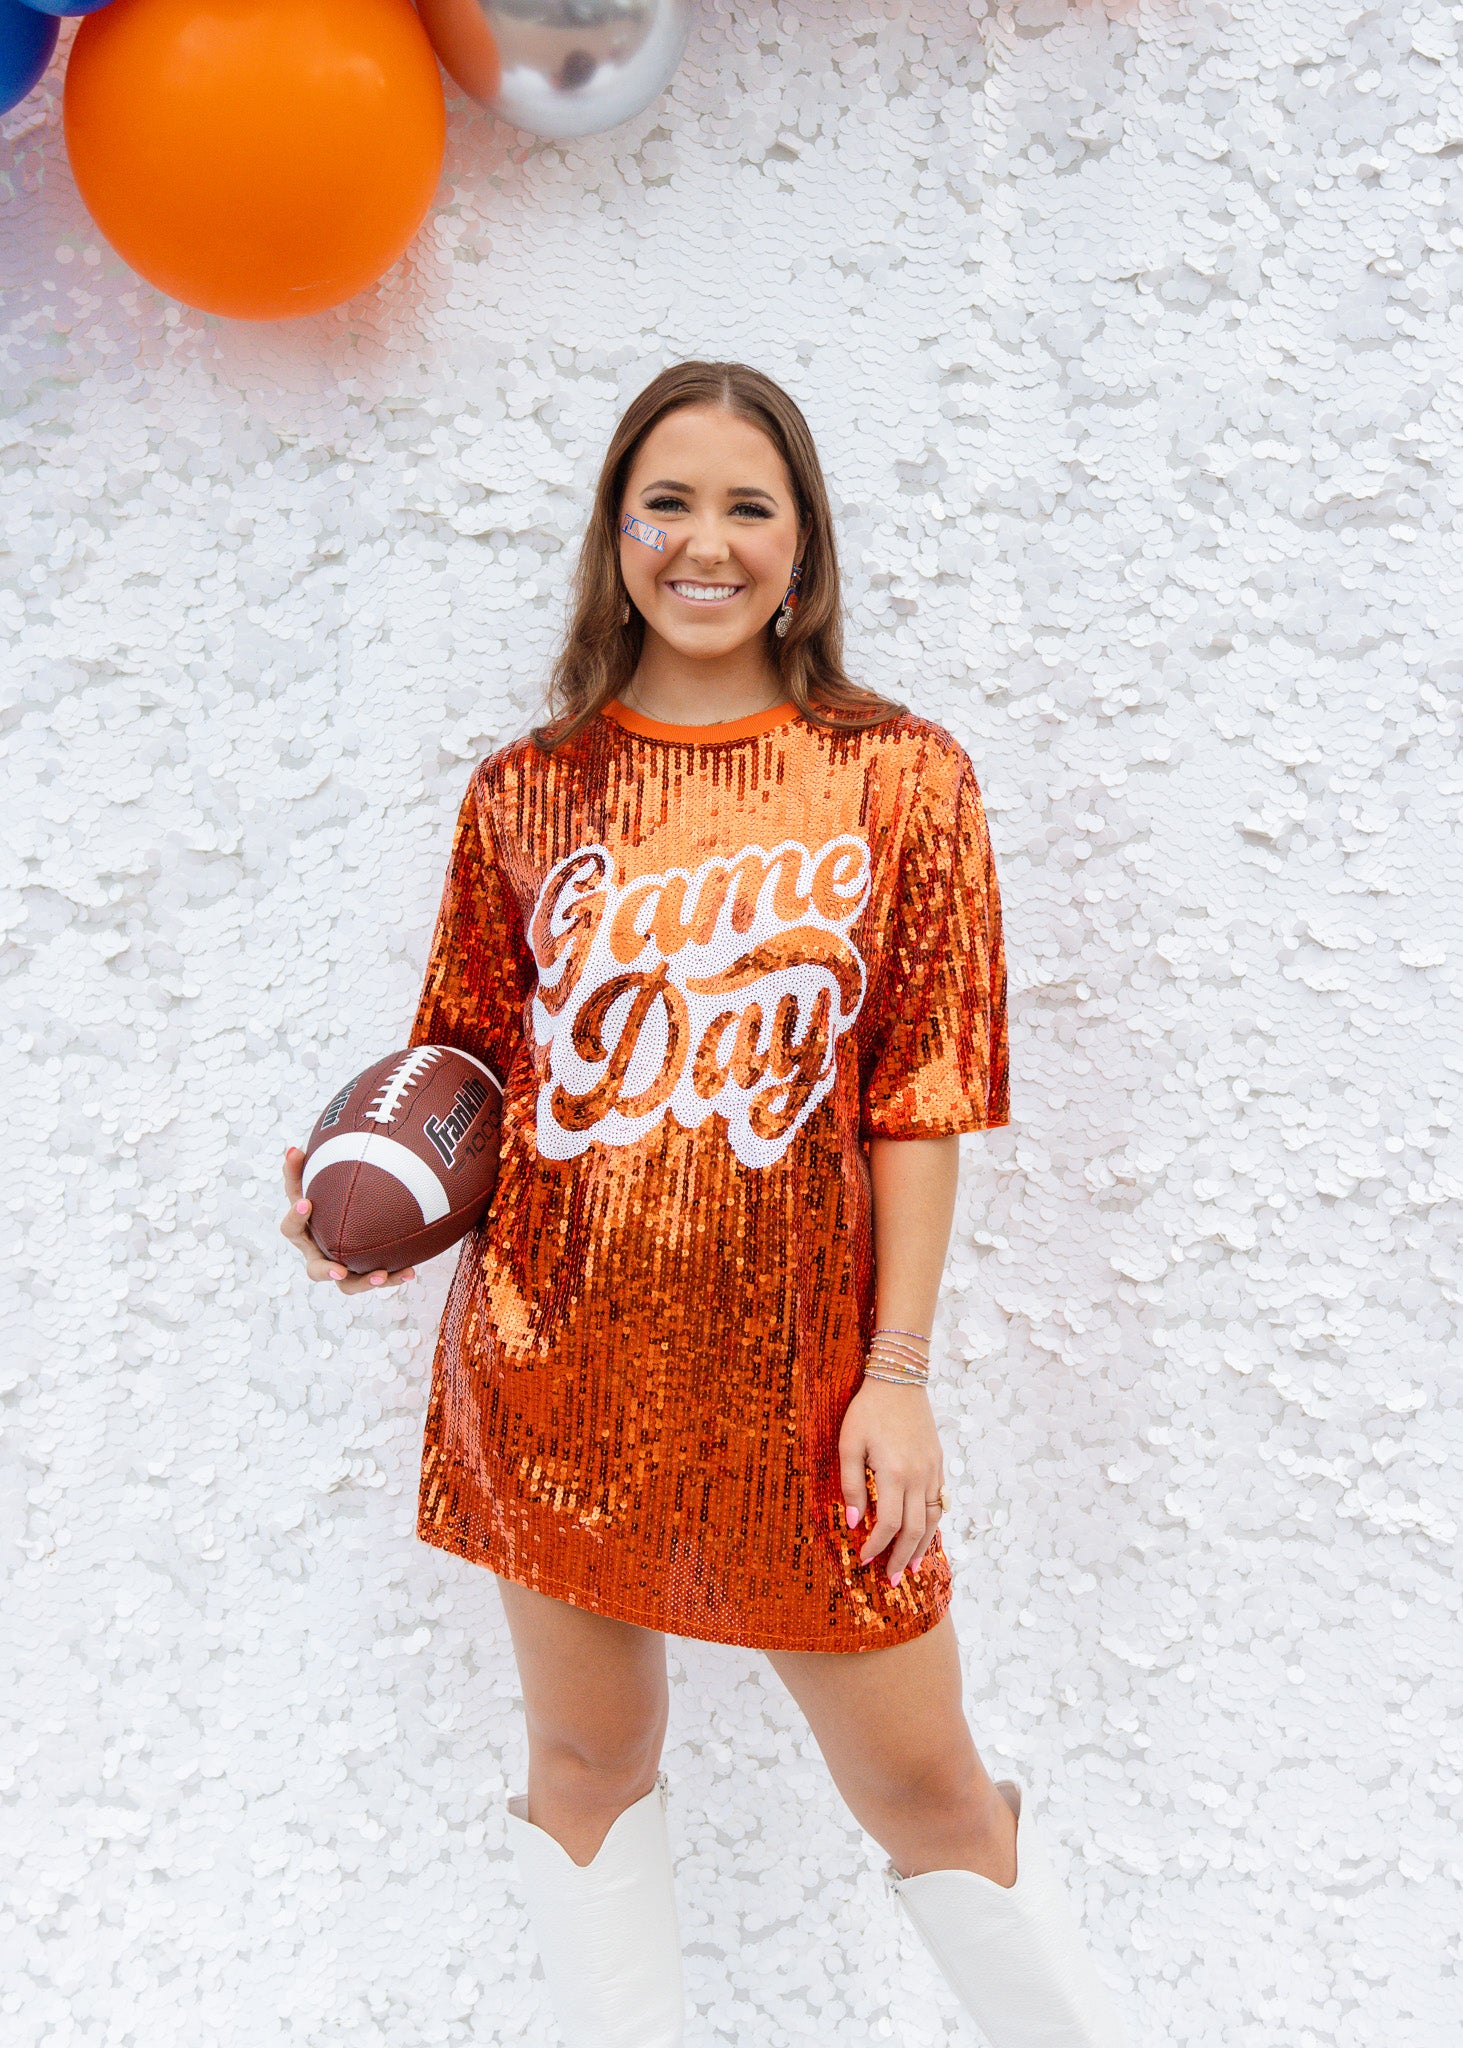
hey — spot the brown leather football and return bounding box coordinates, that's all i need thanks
[302,1046,502,1274]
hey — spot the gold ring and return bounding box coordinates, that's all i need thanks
[929,1489,951,1513]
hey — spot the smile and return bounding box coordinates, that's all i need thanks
[667,581,745,604]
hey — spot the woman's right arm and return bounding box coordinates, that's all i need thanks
[279,761,531,1296]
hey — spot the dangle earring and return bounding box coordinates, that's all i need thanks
[620,594,632,625]
[773,562,802,640]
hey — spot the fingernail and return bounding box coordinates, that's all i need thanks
[890,1571,903,1587]
[845,1506,861,1528]
[295,1200,310,1215]
[330,1267,346,1280]
[910,1557,922,1577]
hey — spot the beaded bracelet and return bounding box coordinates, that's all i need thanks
[864,1332,931,1386]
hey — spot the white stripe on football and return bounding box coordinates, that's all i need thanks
[303,1131,452,1225]
[442,1047,504,1092]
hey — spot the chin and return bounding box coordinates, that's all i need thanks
[656,619,753,658]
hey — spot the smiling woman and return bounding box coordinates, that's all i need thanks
[535,359,902,746]
[282,361,1129,2048]
[620,406,797,694]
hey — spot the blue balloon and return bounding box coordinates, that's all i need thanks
[15,1,116,15]
[0,0,56,115]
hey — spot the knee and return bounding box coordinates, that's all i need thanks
[527,1707,666,1802]
[854,1744,982,1827]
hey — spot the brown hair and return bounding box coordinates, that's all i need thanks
[532,361,903,751]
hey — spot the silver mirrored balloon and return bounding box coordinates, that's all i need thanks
[418,0,694,141]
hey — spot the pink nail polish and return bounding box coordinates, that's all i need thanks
[370,1273,384,1286]
[295,1200,310,1214]
[890,1571,903,1587]
[846,1506,861,1528]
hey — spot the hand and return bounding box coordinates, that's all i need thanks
[838,1377,945,1588]
[279,1145,416,1295]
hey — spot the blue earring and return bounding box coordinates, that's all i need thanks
[774,563,803,639]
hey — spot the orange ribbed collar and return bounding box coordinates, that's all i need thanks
[603,699,799,743]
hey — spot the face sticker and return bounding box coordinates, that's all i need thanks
[621,514,667,552]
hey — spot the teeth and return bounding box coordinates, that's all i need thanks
[671,583,740,602]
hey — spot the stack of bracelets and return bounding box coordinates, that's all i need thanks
[863,1327,932,1386]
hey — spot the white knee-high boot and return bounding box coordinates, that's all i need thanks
[887,1777,1129,2047]
[505,1772,684,2048]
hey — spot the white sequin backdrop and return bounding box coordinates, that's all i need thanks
[4,1,1460,2042]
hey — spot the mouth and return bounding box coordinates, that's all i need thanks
[665,580,746,606]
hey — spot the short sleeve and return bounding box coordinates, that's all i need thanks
[407,764,534,1084]
[859,752,1009,1139]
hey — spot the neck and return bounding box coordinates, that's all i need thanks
[623,630,785,728]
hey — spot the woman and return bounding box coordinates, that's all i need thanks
[281,362,1128,2048]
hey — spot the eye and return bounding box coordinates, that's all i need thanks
[643,494,687,514]
[731,501,774,519]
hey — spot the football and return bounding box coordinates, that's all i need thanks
[302,1045,503,1274]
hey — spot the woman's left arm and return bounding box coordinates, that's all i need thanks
[838,1133,961,1586]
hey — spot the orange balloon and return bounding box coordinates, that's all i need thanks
[414,0,500,107]
[64,0,446,321]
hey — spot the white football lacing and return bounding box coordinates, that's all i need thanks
[365,1046,443,1125]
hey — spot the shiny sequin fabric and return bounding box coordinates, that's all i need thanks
[410,699,1008,1651]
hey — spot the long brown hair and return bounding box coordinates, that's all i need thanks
[532,361,902,751]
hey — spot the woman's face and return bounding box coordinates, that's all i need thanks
[618,405,804,661]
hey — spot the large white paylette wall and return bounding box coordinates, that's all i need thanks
[4,2,1457,2041]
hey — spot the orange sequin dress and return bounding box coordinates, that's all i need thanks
[410,700,1009,1652]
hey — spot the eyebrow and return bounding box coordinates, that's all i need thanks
[641,479,779,502]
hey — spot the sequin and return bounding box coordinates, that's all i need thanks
[410,700,1008,1651]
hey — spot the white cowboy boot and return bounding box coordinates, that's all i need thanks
[887,1777,1129,2047]
[506,1771,684,2048]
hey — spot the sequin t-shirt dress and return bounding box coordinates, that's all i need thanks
[410,699,1009,1652]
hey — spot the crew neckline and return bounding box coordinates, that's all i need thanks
[603,698,799,743]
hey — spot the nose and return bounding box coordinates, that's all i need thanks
[683,515,732,569]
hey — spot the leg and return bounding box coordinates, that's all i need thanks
[770,1613,1130,2046]
[497,1575,669,1865]
[766,1610,1018,1883]
[496,1578,684,2046]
